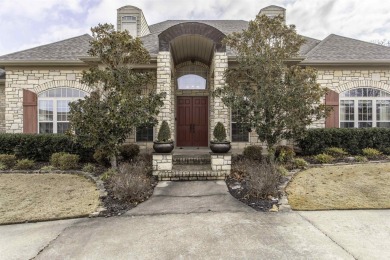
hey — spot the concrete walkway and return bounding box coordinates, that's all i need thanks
[1,181,390,259]
[126,181,255,216]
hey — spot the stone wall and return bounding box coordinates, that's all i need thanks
[0,84,5,132]
[156,52,174,140]
[312,67,390,128]
[4,67,89,133]
[210,52,230,141]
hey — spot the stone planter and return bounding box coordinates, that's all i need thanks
[153,141,174,153]
[210,141,231,153]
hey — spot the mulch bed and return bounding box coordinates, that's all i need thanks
[225,174,280,212]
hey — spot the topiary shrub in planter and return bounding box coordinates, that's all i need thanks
[153,121,174,153]
[210,122,231,153]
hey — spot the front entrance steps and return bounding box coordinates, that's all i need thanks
[152,152,231,181]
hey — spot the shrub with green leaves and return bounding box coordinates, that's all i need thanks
[0,154,17,169]
[380,147,390,155]
[101,168,118,181]
[157,120,171,142]
[362,148,382,159]
[14,159,35,170]
[0,162,7,171]
[243,145,263,161]
[354,155,368,162]
[0,133,93,162]
[292,158,308,169]
[298,128,390,155]
[40,165,55,172]
[82,163,96,173]
[93,149,111,166]
[313,153,334,164]
[119,144,140,161]
[275,145,295,163]
[51,152,79,170]
[323,147,348,158]
[50,152,67,168]
[213,122,227,142]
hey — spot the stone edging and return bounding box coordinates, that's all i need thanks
[0,170,107,218]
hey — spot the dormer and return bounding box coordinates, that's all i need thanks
[117,5,150,38]
[259,5,286,23]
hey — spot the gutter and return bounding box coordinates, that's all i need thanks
[0,60,87,68]
[300,60,390,66]
[79,56,157,68]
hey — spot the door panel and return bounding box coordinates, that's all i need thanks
[177,96,208,147]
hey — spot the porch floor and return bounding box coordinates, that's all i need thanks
[173,147,210,155]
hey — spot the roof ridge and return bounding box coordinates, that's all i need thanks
[304,34,334,57]
[0,34,91,58]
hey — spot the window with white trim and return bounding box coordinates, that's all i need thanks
[176,64,208,90]
[136,125,154,142]
[340,87,390,128]
[38,88,87,134]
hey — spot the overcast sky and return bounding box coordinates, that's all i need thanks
[1,0,390,56]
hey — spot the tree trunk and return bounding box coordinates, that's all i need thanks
[110,154,118,168]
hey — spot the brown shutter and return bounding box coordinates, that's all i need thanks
[325,90,339,128]
[23,89,38,133]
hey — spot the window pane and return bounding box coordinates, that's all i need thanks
[376,100,390,121]
[340,100,354,121]
[38,100,53,121]
[340,122,354,128]
[232,123,249,142]
[39,123,53,133]
[177,74,206,90]
[377,122,390,128]
[358,100,372,121]
[358,122,372,128]
[136,126,153,142]
[57,123,70,134]
[57,100,70,121]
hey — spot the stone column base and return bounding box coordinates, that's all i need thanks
[210,153,231,172]
[152,153,173,172]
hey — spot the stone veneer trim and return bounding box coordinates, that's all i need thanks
[34,80,92,94]
[334,80,390,94]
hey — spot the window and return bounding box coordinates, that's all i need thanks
[176,64,208,90]
[121,15,137,36]
[38,88,87,134]
[136,125,153,142]
[231,111,249,142]
[340,87,390,128]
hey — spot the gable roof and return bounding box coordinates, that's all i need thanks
[0,34,92,61]
[302,34,390,64]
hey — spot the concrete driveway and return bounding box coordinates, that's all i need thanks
[1,181,389,259]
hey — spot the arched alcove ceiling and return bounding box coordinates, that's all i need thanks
[158,22,226,66]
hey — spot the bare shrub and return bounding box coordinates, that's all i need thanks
[108,161,153,203]
[244,160,282,199]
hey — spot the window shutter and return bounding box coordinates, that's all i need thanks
[325,90,339,128]
[23,89,38,133]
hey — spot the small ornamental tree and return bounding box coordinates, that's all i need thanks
[213,122,227,142]
[69,24,165,167]
[215,15,329,153]
[157,120,171,142]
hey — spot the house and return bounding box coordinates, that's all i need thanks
[1,4,390,154]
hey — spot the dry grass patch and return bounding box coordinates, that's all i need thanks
[286,163,390,210]
[0,174,100,224]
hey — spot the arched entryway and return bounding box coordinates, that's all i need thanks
[157,22,227,147]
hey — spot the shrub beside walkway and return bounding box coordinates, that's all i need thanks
[0,174,100,225]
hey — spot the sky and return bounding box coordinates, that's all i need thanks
[1,0,390,56]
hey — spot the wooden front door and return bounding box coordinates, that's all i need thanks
[177,97,208,147]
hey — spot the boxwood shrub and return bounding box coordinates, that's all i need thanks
[298,128,390,155]
[0,134,93,162]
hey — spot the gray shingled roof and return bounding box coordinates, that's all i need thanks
[0,34,92,61]
[304,34,390,62]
